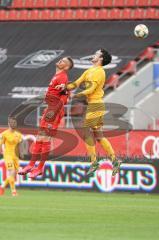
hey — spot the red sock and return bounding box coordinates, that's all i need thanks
[29,154,39,167]
[37,152,49,169]
[37,141,51,170]
[29,141,43,167]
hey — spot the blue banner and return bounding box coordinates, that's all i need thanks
[153,63,159,89]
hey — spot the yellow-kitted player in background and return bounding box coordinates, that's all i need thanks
[0,117,22,196]
[56,49,121,176]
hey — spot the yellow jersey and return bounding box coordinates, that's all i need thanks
[0,129,22,160]
[67,66,106,103]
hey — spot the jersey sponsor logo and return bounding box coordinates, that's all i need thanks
[14,50,64,69]
[0,48,7,64]
[73,55,121,69]
[142,136,159,159]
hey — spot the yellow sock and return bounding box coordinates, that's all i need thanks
[3,178,10,188]
[85,136,96,163]
[8,176,16,192]
[98,137,116,161]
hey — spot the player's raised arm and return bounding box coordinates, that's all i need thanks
[74,81,98,98]
[67,71,87,91]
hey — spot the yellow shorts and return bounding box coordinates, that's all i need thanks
[4,155,19,171]
[83,102,105,129]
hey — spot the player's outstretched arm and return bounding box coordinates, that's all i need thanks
[74,81,97,98]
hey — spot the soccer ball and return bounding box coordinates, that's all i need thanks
[134,24,149,39]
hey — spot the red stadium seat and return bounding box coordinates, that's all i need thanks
[106,74,119,89]
[97,9,109,19]
[125,0,137,7]
[87,9,97,19]
[121,61,137,74]
[45,0,57,8]
[24,0,35,8]
[76,9,86,19]
[8,10,19,20]
[139,47,155,60]
[41,9,52,20]
[69,0,80,8]
[102,0,113,7]
[133,8,145,19]
[30,10,40,20]
[150,0,159,6]
[19,10,29,20]
[11,0,24,8]
[136,0,151,6]
[113,0,125,7]
[146,8,157,19]
[53,9,63,19]
[64,9,74,19]
[57,0,68,8]
[90,0,102,7]
[122,8,132,19]
[0,10,8,20]
[35,0,46,8]
[109,8,121,19]
[80,0,90,7]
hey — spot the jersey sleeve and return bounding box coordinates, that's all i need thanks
[75,81,98,97]
[67,70,87,90]
[0,132,5,145]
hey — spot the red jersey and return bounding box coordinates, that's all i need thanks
[46,70,68,98]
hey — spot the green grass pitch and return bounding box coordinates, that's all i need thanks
[0,189,159,240]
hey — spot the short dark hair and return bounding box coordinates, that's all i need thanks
[8,116,17,121]
[100,49,112,66]
[66,56,74,69]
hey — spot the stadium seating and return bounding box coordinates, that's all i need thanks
[98,9,109,19]
[120,61,137,74]
[87,9,97,20]
[30,9,40,20]
[139,47,155,60]
[11,0,24,8]
[9,0,159,9]
[133,8,146,19]
[125,0,138,7]
[122,8,132,19]
[76,9,86,20]
[18,10,29,20]
[69,0,80,8]
[150,0,159,6]
[113,0,126,7]
[35,0,46,8]
[109,8,121,19]
[45,0,57,8]
[0,10,8,20]
[41,9,51,20]
[0,0,158,21]
[106,74,119,89]
[137,0,151,7]
[24,0,35,9]
[102,0,114,7]
[0,8,159,21]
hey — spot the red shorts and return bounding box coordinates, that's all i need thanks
[39,107,64,136]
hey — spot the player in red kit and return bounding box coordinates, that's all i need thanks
[18,57,74,178]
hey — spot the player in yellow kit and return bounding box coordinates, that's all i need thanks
[0,117,22,196]
[56,49,121,176]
